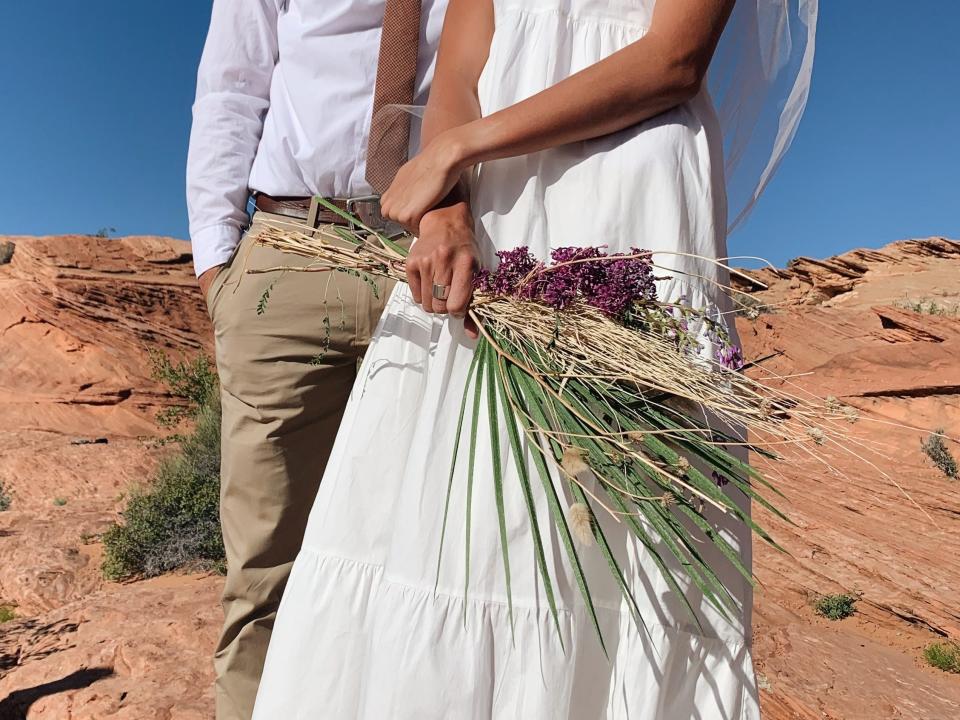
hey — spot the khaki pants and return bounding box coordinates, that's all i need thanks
[205,211,393,720]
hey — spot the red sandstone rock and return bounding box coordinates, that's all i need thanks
[0,576,220,719]
[735,237,960,719]
[0,235,212,437]
[1,235,958,719]
[0,235,218,719]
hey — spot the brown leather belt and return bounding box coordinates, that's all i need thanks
[252,192,402,235]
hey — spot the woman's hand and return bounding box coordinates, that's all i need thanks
[381,128,473,236]
[404,201,480,338]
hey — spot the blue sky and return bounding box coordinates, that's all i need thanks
[0,1,956,266]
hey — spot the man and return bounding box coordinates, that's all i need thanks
[186,1,469,717]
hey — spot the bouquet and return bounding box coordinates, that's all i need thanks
[252,199,861,647]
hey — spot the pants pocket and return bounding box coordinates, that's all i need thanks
[204,236,247,321]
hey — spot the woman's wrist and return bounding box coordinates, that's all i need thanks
[442,120,492,173]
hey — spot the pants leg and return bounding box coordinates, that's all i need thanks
[206,212,393,720]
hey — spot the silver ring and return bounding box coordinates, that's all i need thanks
[432,283,450,301]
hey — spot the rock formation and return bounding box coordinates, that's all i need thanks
[0,235,219,719]
[0,234,958,718]
[736,238,960,719]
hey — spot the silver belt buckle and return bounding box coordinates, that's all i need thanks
[346,195,405,237]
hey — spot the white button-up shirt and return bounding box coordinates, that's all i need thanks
[186,0,448,276]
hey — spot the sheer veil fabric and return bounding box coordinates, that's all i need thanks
[711,0,819,232]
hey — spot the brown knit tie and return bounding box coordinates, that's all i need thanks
[365,0,422,194]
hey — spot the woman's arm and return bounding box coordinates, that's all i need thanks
[453,0,734,164]
[393,0,494,320]
[383,0,735,232]
[420,0,493,151]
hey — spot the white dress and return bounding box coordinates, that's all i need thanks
[254,1,759,717]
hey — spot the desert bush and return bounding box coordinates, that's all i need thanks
[149,350,219,427]
[733,293,774,319]
[102,352,224,580]
[921,429,958,480]
[894,297,959,317]
[0,241,14,265]
[0,481,11,511]
[924,641,960,674]
[814,593,857,620]
[103,398,223,579]
[0,605,15,624]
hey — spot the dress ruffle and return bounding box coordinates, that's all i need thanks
[255,549,757,719]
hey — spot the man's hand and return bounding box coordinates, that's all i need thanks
[198,265,224,301]
[404,201,480,338]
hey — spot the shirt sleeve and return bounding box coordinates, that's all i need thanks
[186,0,280,277]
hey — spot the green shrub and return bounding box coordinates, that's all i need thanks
[102,352,224,580]
[149,350,219,427]
[102,399,223,579]
[814,593,857,621]
[0,481,11,511]
[0,241,14,265]
[52,497,68,507]
[924,641,960,674]
[921,430,958,480]
[0,605,15,624]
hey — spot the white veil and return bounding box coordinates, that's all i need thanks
[708,0,819,233]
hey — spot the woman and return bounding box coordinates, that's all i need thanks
[253,1,816,717]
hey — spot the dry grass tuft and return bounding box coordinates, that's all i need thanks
[921,429,958,480]
[894,296,959,317]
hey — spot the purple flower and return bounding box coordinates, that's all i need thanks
[471,244,749,372]
[536,247,605,310]
[474,245,658,321]
[474,246,542,298]
[585,250,656,319]
[715,343,745,371]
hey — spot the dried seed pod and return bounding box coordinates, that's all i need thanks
[568,503,594,546]
[562,447,590,477]
[607,451,625,465]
